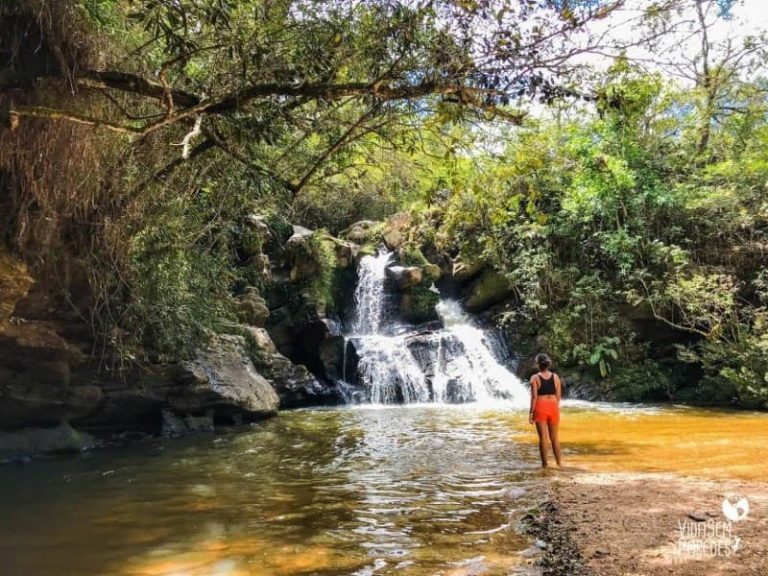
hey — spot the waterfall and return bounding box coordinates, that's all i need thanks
[352,249,393,334]
[341,249,528,407]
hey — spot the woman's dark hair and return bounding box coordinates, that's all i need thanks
[535,353,552,371]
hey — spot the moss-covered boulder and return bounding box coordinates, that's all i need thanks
[464,270,513,313]
[286,225,320,282]
[451,257,485,282]
[236,287,270,327]
[400,285,440,324]
[340,220,382,244]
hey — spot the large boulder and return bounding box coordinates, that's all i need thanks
[254,351,329,407]
[238,324,333,407]
[0,422,97,460]
[174,334,280,418]
[330,238,359,269]
[451,257,485,282]
[464,270,513,313]
[286,226,321,282]
[340,220,380,244]
[382,212,412,249]
[399,285,440,324]
[383,228,404,249]
[76,335,279,433]
[386,265,423,290]
[239,214,270,258]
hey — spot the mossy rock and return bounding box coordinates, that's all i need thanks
[423,263,442,282]
[464,270,513,313]
[357,244,378,259]
[452,257,485,282]
[340,220,384,245]
[398,244,442,282]
[400,285,439,324]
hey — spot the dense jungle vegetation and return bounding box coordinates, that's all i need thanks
[1,0,766,408]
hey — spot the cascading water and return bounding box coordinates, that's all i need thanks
[352,248,392,334]
[341,249,528,406]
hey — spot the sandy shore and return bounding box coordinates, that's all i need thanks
[523,471,768,576]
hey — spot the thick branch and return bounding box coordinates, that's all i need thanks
[77,70,201,107]
[11,76,522,137]
[7,105,144,133]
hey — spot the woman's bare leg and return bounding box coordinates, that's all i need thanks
[535,422,550,468]
[547,422,562,467]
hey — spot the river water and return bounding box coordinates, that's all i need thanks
[2,402,767,576]
[3,250,767,575]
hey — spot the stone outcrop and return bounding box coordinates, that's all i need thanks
[340,220,380,244]
[236,288,270,327]
[451,257,485,282]
[75,335,281,434]
[175,334,280,417]
[286,226,322,282]
[0,247,100,431]
[386,265,423,289]
[382,212,412,249]
[0,422,98,461]
[237,325,330,407]
[464,269,514,313]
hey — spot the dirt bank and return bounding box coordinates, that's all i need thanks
[525,471,768,576]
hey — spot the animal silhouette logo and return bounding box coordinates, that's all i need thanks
[722,495,749,522]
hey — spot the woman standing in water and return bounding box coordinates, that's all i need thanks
[528,353,563,468]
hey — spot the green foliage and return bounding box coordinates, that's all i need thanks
[400,244,430,269]
[413,62,768,407]
[401,285,440,324]
[609,360,674,402]
[303,233,339,312]
[122,187,239,358]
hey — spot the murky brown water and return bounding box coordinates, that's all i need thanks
[0,402,765,576]
[555,401,768,481]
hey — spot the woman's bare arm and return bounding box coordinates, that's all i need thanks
[529,376,538,423]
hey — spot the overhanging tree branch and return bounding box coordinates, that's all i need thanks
[9,76,524,136]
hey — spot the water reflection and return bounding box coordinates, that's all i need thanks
[0,405,539,576]
[2,402,766,575]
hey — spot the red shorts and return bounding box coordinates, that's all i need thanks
[533,397,560,425]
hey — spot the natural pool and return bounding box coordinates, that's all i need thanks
[0,402,766,576]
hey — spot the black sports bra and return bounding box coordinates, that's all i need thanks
[537,373,557,395]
